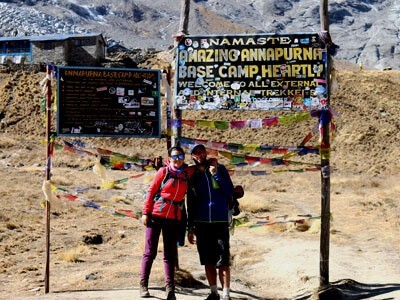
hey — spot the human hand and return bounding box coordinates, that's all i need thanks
[208,158,218,175]
[187,229,196,244]
[141,214,149,226]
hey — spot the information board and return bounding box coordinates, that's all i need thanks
[175,33,328,111]
[57,67,161,137]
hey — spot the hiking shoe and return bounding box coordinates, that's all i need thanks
[166,284,176,300]
[139,281,150,298]
[166,290,176,300]
[205,292,220,300]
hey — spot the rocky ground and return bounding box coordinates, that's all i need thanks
[0,56,399,300]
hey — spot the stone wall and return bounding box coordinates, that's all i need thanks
[31,41,66,65]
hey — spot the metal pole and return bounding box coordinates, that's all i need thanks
[319,0,331,287]
[44,65,52,293]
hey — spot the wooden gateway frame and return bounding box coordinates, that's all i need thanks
[172,0,332,288]
[43,0,332,294]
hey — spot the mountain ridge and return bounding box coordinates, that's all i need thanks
[0,0,399,70]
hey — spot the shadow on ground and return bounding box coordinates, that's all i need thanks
[294,279,400,300]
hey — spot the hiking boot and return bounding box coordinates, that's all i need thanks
[139,280,150,298]
[166,290,176,300]
[166,284,176,300]
[205,292,220,300]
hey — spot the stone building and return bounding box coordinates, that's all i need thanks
[0,33,106,66]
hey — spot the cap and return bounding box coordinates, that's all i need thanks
[190,144,206,155]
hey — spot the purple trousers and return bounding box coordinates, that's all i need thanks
[140,218,179,287]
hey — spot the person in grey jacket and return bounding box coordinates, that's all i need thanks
[187,144,234,300]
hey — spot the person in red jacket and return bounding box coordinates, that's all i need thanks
[140,146,188,300]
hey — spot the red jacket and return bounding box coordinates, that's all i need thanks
[142,166,189,221]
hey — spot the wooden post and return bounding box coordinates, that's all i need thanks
[44,65,52,293]
[179,0,191,35]
[319,0,331,287]
[171,0,191,270]
[164,67,172,150]
[172,0,190,147]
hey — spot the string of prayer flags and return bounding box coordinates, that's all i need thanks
[247,214,321,228]
[49,181,143,219]
[54,135,321,176]
[180,136,320,161]
[202,146,320,168]
[177,111,314,131]
[56,192,141,219]
[226,167,320,176]
[55,139,157,171]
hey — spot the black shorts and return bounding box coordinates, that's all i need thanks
[194,222,230,267]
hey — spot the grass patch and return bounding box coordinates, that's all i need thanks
[239,192,273,213]
[58,245,91,263]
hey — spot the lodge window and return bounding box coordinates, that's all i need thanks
[43,41,55,50]
[0,40,30,54]
[71,37,96,46]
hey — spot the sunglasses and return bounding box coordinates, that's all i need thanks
[171,154,184,160]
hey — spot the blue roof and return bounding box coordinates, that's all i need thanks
[0,33,104,42]
[0,36,31,42]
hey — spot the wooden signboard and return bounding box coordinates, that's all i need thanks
[175,33,328,111]
[57,67,161,138]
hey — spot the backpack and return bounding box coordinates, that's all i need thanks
[231,185,244,216]
[154,167,189,199]
[152,167,189,220]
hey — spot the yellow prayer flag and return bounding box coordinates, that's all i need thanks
[219,151,233,160]
[243,144,259,152]
[278,115,296,125]
[100,181,116,189]
[295,112,311,122]
[196,120,214,127]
